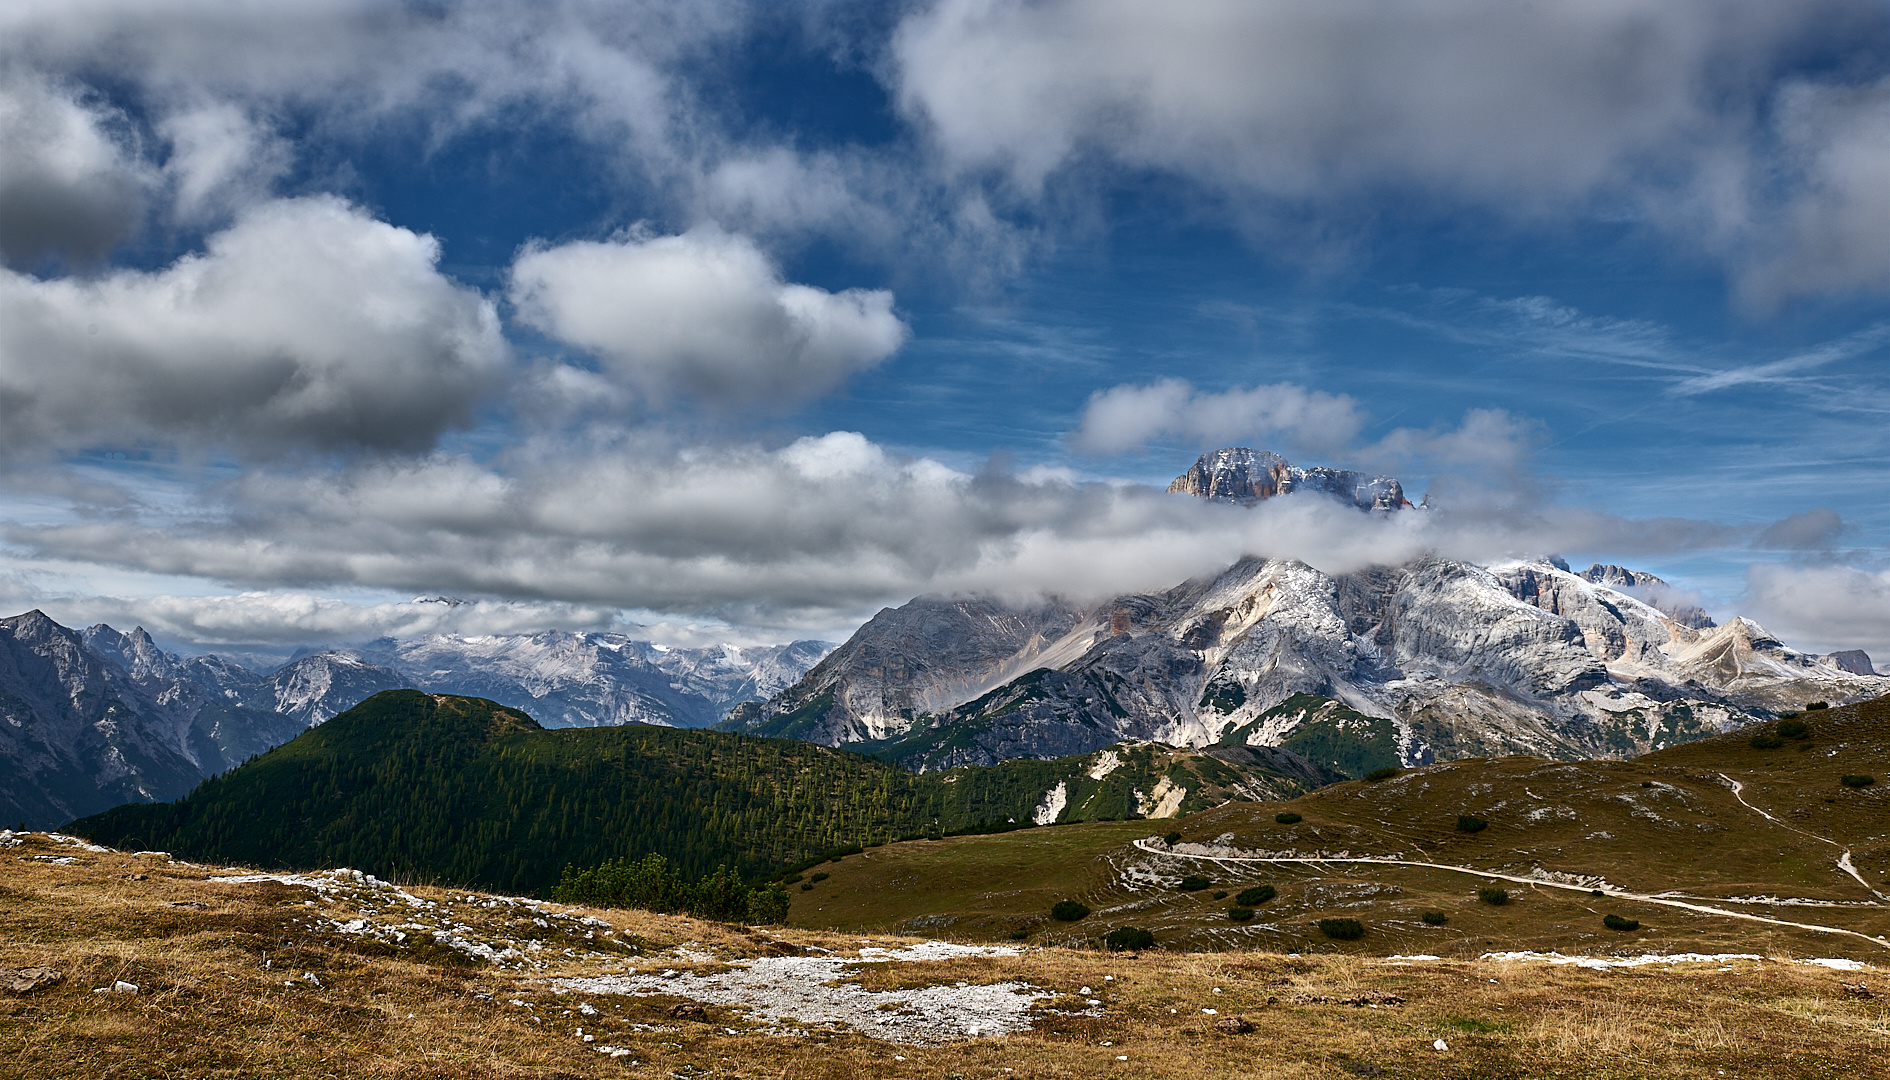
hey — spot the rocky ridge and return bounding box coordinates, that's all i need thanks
[0,614,832,828]
[1166,447,1411,511]
[731,555,1885,774]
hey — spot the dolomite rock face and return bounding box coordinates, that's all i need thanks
[1166,447,1410,511]
[724,597,1085,745]
[0,613,297,827]
[1575,563,1715,629]
[734,556,1889,773]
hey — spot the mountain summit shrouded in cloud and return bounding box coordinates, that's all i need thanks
[0,1,1883,663]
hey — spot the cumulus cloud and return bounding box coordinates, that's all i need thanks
[1069,379,1364,456]
[159,101,292,223]
[0,429,1749,641]
[1743,563,1890,663]
[0,72,149,268]
[0,196,506,456]
[1739,77,1890,305]
[509,227,908,404]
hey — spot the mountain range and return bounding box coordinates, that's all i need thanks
[13,446,1886,829]
[726,448,1886,774]
[69,690,1337,892]
[0,613,830,828]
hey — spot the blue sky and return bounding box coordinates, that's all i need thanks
[0,1,1886,661]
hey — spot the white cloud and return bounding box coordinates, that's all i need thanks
[159,101,292,223]
[0,196,506,456]
[509,227,908,404]
[1739,77,1890,305]
[893,0,1772,196]
[1743,563,1890,663]
[0,71,149,267]
[0,430,1747,642]
[1069,379,1364,456]
[892,0,1890,299]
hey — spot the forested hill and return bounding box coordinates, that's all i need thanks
[69,691,1326,896]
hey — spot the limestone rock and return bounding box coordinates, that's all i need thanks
[1167,447,1410,511]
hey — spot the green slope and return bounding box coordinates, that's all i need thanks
[69,691,1327,897]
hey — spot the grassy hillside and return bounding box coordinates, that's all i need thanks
[784,694,1890,959]
[9,833,1887,1080]
[69,691,1324,896]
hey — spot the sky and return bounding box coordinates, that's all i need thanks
[0,0,1886,664]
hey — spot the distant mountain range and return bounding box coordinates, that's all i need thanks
[726,448,1886,774]
[0,613,830,828]
[69,690,1338,893]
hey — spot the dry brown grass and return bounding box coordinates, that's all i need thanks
[3,832,1887,1079]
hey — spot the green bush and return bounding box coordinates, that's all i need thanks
[800,881,814,891]
[1164,831,1183,845]
[1274,812,1302,824]
[1178,875,1213,891]
[1051,900,1091,922]
[1365,767,1402,782]
[551,854,766,923]
[1602,914,1640,932]
[1842,774,1877,788]
[1807,701,1829,710]
[746,883,790,924]
[1318,918,1365,940]
[1103,927,1156,951]
[1478,886,1509,906]
[1211,890,1228,900]
[1777,719,1810,739]
[1456,815,1489,833]
[781,873,803,884]
[1421,911,1448,926]
[810,871,829,882]
[1749,733,1784,749]
[1227,907,1255,922]
[1235,885,1276,906]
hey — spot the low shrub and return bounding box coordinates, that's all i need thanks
[1274,812,1302,824]
[1750,733,1784,749]
[1212,890,1228,900]
[1051,900,1091,922]
[1164,831,1183,845]
[1807,701,1829,710]
[1603,914,1640,932]
[1318,917,1365,940]
[1235,885,1276,906]
[809,871,829,882]
[799,881,813,891]
[1456,815,1489,833]
[1103,927,1156,951]
[1777,719,1810,738]
[1365,766,1402,782]
[1178,875,1213,891]
[1421,911,1448,926]
[1227,907,1255,922]
[1007,927,1033,941]
[781,873,803,885]
[1842,774,1877,788]
[1478,886,1509,906]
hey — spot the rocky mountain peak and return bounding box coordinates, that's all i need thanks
[1167,447,1410,511]
[1575,563,1715,629]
